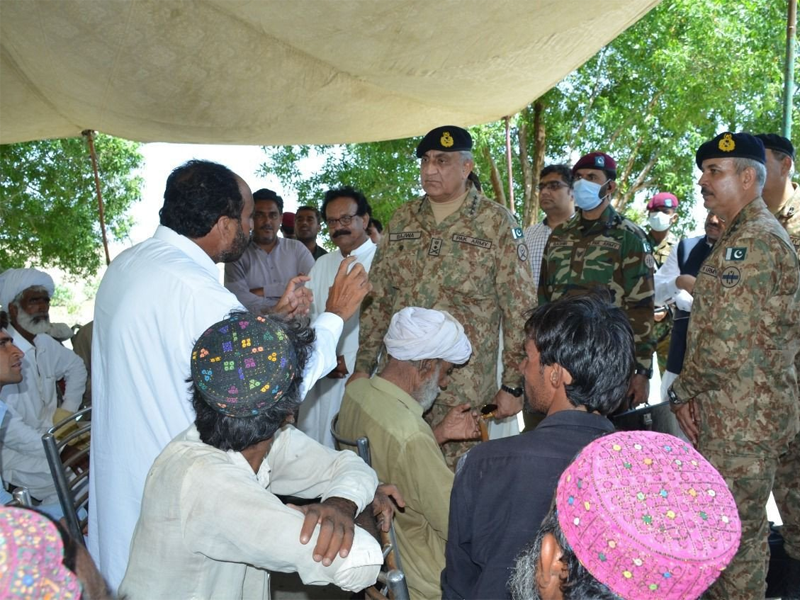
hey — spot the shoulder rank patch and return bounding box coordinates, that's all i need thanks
[511,226,524,240]
[517,243,528,263]
[389,231,421,242]
[452,234,492,250]
[724,247,747,261]
[720,266,740,288]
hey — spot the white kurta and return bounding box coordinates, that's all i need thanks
[88,225,342,591]
[298,239,376,448]
[119,424,382,600]
[0,326,87,501]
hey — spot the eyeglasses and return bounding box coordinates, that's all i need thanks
[325,213,360,227]
[537,181,570,192]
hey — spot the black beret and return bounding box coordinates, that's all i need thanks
[416,126,472,158]
[755,133,795,160]
[695,132,765,169]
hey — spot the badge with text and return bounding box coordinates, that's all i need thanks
[511,227,524,240]
[389,231,421,242]
[724,247,747,261]
[452,234,492,250]
[721,266,741,288]
[428,238,443,256]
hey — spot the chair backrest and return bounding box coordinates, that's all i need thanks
[41,406,91,544]
[3,487,32,508]
[330,412,409,600]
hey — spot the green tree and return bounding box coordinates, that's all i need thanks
[0,134,143,277]
[260,0,797,237]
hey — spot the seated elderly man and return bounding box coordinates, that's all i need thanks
[120,312,390,599]
[0,268,87,503]
[510,431,742,600]
[339,307,479,600]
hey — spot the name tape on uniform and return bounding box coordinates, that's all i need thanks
[452,234,492,250]
[700,264,718,278]
[389,231,421,242]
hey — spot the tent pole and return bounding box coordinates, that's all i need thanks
[783,0,797,138]
[505,116,515,213]
[82,130,111,266]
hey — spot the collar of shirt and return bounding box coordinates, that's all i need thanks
[338,237,376,260]
[369,376,423,418]
[7,324,34,356]
[536,409,614,433]
[153,225,219,280]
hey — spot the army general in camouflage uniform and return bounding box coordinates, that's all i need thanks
[758,133,800,576]
[354,126,536,468]
[669,132,800,599]
[539,152,655,406]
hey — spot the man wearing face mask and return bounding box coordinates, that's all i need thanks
[539,152,655,407]
[645,192,680,376]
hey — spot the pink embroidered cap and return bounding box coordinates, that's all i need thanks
[0,507,81,599]
[556,431,741,600]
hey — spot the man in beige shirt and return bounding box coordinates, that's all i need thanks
[339,307,480,600]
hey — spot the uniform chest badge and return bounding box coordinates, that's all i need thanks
[724,247,747,261]
[440,132,454,148]
[721,266,740,288]
[718,133,736,152]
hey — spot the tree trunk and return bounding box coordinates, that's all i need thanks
[521,101,546,226]
[483,144,508,208]
[616,150,660,213]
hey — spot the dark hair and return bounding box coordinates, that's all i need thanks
[0,310,7,330]
[321,186,371,222]
[160,160,244,238]
[191,314,315,452]
[524,294,633,415]
[297,205,322,224]
[254,188,284,213]
[467,171,483,193]
[510,504,618,600]
[540,164,574,188]
[369,218,383,233]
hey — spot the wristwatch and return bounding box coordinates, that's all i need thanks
[500,384,523,398]
[667,385,688,406]
[634,366,653,378]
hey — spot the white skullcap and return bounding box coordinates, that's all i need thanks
[0,268,55,310]
[384,307,472,364]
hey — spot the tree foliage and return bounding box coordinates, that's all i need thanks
[260,0,797,238]
[0,134,143,277]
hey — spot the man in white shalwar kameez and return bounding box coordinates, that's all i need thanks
[299,187,376,448]
[88,161,372,591]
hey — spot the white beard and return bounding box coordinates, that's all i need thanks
[15,307,51,336]
[415,366,442,413]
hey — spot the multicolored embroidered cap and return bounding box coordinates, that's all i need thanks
[191,313,298,418]
[556,431,741,600]
[0,507,81,599]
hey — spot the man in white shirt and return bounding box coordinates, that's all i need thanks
[89,160,372,590]
[225,189,315,313]
[299,187,377,447]
[120,312,388,600]
[0,268,87,502]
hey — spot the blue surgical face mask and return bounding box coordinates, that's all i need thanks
[573,178,605,211]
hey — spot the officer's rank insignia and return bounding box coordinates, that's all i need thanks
[440,132,454,148]
[517,243,528,263]
[724,247,747,261]
[718,133,736,152]
[720,266,740,288]
[511,227,523,240]
[429,238,442,256]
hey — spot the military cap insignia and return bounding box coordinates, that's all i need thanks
[595,155,605,167]
[724,247,747,261]
[718,133,736,152]
[440,131,454,148]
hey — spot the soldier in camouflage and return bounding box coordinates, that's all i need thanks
[353,125,536,468]
[757,133,800,576]
[645,192,680,375]
[669,132,800,599]
[538,151,655,407]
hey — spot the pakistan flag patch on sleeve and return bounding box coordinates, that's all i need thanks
[724,247,747,261]
[512,227,524,240]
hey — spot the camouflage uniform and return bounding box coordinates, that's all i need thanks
[646,230,679,375]
[356,184,536,468]
[538,204,656,375]
[773,182,800,562]
[671,197,800,599]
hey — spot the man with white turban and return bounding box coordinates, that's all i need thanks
[0,268,87,502]
[338,307,480,600]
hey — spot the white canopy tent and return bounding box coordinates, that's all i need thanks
[0,0,660,146]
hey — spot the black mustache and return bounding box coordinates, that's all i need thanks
[332,230,351,238]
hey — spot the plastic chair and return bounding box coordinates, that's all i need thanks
[41,406,91,544]
[331,413,410,600]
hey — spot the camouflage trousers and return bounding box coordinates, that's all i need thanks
[774,431,800,560]
[424,400,480,471]
[700,440,777,600]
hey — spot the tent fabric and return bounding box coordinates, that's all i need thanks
[0,0,660,146]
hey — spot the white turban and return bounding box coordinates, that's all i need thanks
[384,307,472,364]
[0,268,55,310]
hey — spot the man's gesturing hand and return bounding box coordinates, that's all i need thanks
[325,256,372,322]
[289,497,358,566]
